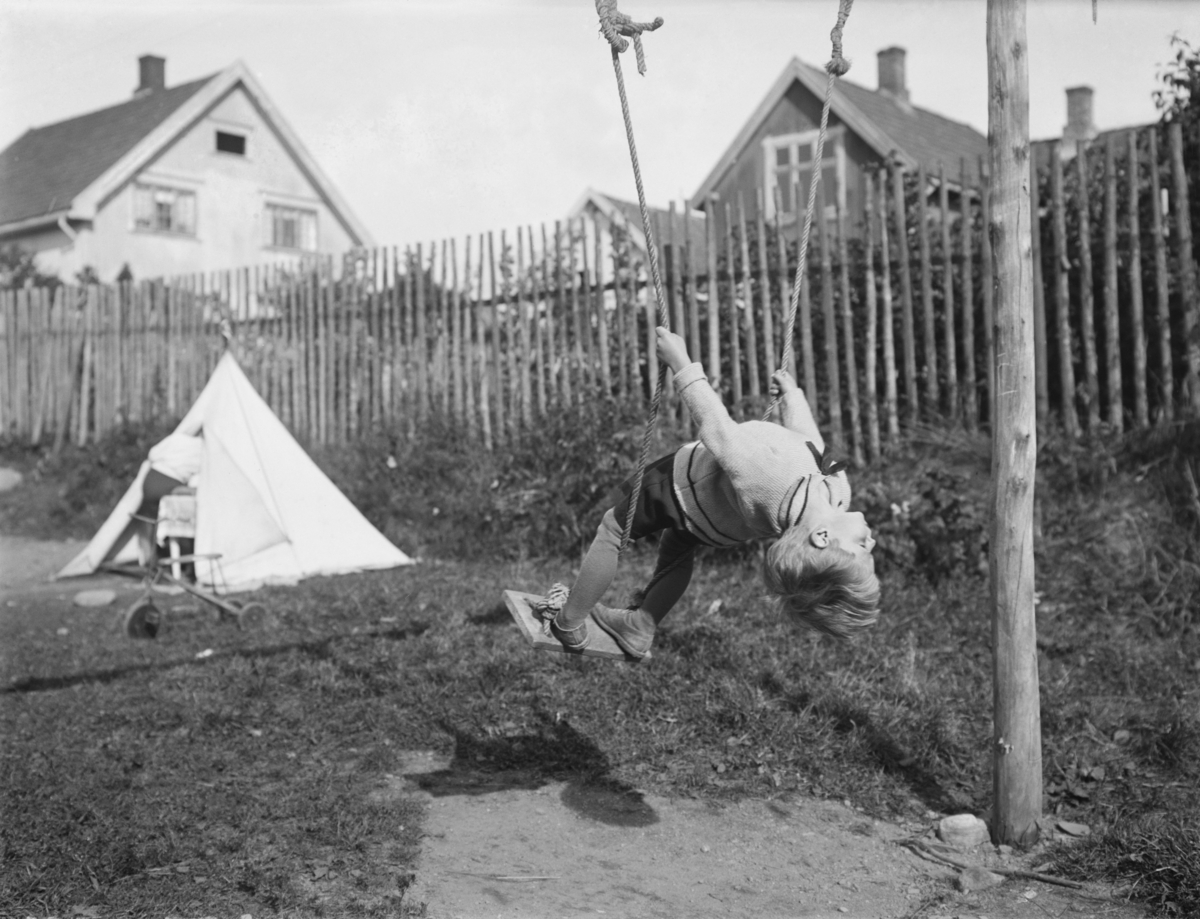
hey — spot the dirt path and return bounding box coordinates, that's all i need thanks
[397,751,1142,919]
[1,535,1145,919]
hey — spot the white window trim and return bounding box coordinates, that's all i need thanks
[762,126,846,222]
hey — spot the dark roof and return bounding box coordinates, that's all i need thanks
[0,76,215,227]
[604,194,709,255]
[799,60,989,185]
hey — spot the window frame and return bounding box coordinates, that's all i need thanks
[264,202,319,252]
[132,182,198,237]
[762,126,846,224]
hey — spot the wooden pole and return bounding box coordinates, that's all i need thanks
[738,194,760,402]
[756,190,776,382]
[917,163,939,415]
[705,198,720,387]
[1148,127,1174,421]
[1102,135,1124,432]
[463,235,478,441]
[980,157,996,427]
[987,0,1042,848]
[477,233,493,449]
[893,165,919,420]
[594,220,612,401]
[940,163,959,421]
[1029,152,1050,427]
[1049,141,1079,437]
[1169,122,1200,413]
[863,172,881,459]
[1126,131,1149,428]
[960,159,979,431]
[1075,144,1102,432]
[817,180,842,448]
[725,202,743,415]
[836,200,864,467]
[877,170,901,441]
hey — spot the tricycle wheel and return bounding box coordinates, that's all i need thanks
[123,600,161,639]
[236,601,268,630]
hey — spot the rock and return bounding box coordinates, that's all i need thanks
[938,813,990,849]
[958,865,1004,891]
[73,588,117,608]
[0,468,22,493]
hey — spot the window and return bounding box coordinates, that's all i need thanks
[133,183,196,235]
[215,131,246,155]
[763,128,845,222]
[266,204,318,251]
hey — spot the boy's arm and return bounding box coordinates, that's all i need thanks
[771,370,825,450]
[657,328,742,457]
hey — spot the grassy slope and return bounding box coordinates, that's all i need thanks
[1,418,1198,917]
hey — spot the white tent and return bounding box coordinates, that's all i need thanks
[57,352,413,591]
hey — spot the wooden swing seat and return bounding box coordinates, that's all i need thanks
[502,590,648,662]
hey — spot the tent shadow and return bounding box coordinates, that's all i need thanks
[409,716,658,828]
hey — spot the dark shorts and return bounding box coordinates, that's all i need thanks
[611,451,699,545]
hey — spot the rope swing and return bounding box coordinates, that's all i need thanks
[766,0,854,421]
[596,0,854,551]
[595,0,670,553]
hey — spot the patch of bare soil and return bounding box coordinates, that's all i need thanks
[396,751,1143,919]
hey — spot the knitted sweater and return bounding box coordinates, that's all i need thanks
[670,362,850,547]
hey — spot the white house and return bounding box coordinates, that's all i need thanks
[0,55,373,282]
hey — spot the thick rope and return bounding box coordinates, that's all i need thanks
[596,0,663,74]
[597,2,670,553]
[765,0,854,421]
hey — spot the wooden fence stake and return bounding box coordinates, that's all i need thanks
[1049,140,1079,437]
[1126,131,1149,428]
[1075,144,1101,431]
[1148,127,1173,421]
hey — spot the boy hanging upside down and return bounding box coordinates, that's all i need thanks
[543,327,879,659]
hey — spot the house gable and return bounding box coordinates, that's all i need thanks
[689,54,988,234]
[0,59,373,280]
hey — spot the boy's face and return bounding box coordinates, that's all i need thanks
[813,510,875,564]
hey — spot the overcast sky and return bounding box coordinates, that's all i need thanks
[0,0,1194,248]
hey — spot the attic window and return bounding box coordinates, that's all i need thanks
[216,131,246,155]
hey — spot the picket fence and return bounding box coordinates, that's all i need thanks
[2,122,1198,459]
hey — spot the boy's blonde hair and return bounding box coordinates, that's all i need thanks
[763,527,880,639]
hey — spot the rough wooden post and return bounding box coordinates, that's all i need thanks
[1102,136,1124,432]
[1148,128,1174,421]
[1075,144,1101,432]
[893,165,919,421]
[1169,122,1200,414]
[987,0,1042,848]
[939,162,959,421]
[916,163,939,415]
[877,169,901,441]
[1049,140,1079,437]
[863,172,882,459]
[1126,131,1149,428]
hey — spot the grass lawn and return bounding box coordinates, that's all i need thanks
[2,419,1199,917]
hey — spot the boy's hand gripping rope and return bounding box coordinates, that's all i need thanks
[765,0,854,422]
[596,0,670,554]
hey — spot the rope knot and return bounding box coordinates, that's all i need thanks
[826,0,854,77]
[596,0,663,74]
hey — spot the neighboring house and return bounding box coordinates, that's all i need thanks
[568,188,707,263]
[1032,84,1152,169]
[0,55,373,283]
[689,47,990,239]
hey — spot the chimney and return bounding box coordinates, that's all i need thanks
[1062,86,1097,155]
[135,55,166,96]
[877,47,909,104]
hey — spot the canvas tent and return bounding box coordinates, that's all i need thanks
[58,352,412,591]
